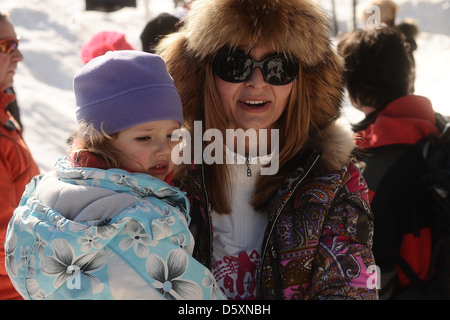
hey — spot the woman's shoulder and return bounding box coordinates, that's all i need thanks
[307,121,356,173]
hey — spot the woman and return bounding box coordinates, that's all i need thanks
[158,0,378,300]
[338,27,440,299]
[0,10,40,300]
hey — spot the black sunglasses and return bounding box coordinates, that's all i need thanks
[212,47,299,86]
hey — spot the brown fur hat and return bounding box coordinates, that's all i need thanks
[157,0,349,170]
[181,0,333,66]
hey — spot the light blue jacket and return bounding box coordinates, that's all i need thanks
[5,157,225,300]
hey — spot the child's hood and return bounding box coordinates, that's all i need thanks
[34,157,189,223]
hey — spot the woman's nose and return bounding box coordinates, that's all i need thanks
[246,67,267,88]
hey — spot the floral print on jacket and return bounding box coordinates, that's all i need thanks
[179,150,378,300]
[4,157,225,300]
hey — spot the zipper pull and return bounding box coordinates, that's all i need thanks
[271,245,277,259]
[246,156,252,177]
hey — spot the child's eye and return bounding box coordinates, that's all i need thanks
[169,133,183,141]
[136,136,151,142]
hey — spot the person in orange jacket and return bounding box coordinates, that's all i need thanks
[0,10,40,300]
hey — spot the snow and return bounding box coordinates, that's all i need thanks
[2,0,450,172]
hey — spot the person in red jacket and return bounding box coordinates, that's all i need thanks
[338,27,440,299]
[0,10,40,300]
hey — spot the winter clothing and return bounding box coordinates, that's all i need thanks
[158,0,343,130]
[354,95,440,299]
[80,31,135,64]
[355,95,438,149]
[4,49,222,300]
[141,13,181,53]
[74,51,184,135]
[5,87,22,129]
[210,149,271,299]
[180,124,377,300]
[157,0,378,300]
[5,156,226,300]
[0,90,40,300]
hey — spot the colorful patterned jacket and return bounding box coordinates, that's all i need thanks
[5,157,225,300]
[177,126,379,300]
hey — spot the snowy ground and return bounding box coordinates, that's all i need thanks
[2,0,450,172]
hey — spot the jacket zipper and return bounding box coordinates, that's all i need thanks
[256,151,321,299]
[200,162,214,270]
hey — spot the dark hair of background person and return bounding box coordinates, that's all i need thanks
[338,27,413,132]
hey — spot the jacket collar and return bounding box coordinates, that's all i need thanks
[1,90,20,131]
[355,95,440,148]
[68,149,174,184]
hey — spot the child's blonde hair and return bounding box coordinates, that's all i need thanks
[70,121,121,168]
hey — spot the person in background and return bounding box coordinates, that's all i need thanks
[360,0,418,93]
[361,0,398,27]
[5,50,225,300]
[338,27,439,299]
[157,0,378,300]
[80,30,135,64]
[5,87,22,129]
[0,9,40,300]
[140,0,193,53]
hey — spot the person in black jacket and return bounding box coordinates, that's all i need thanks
[338,27,442,299]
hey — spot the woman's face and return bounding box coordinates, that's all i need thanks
[214,44,293,131]
[0,18,23,91]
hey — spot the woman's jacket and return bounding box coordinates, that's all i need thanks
[177,123,379,300]
[5,157,225,300]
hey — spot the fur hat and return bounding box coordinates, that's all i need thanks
[157,0,344,132]
[74,50,184,135]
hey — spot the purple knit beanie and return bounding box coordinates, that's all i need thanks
[73,50,183,134]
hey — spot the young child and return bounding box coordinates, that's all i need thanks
[4,50,225,300]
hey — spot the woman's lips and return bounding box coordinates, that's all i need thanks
[239,99,270,112]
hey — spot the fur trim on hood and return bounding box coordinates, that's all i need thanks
[307,121,356,172]
[157,0,353,171]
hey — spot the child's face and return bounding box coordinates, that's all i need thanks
[110,120,180,180]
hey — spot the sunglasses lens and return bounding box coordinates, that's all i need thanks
[263,56,298,85]
[213,48,298,85]
[214,49,252,83]
[0,39,19,54]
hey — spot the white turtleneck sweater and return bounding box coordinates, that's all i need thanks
[211,148,270,300]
